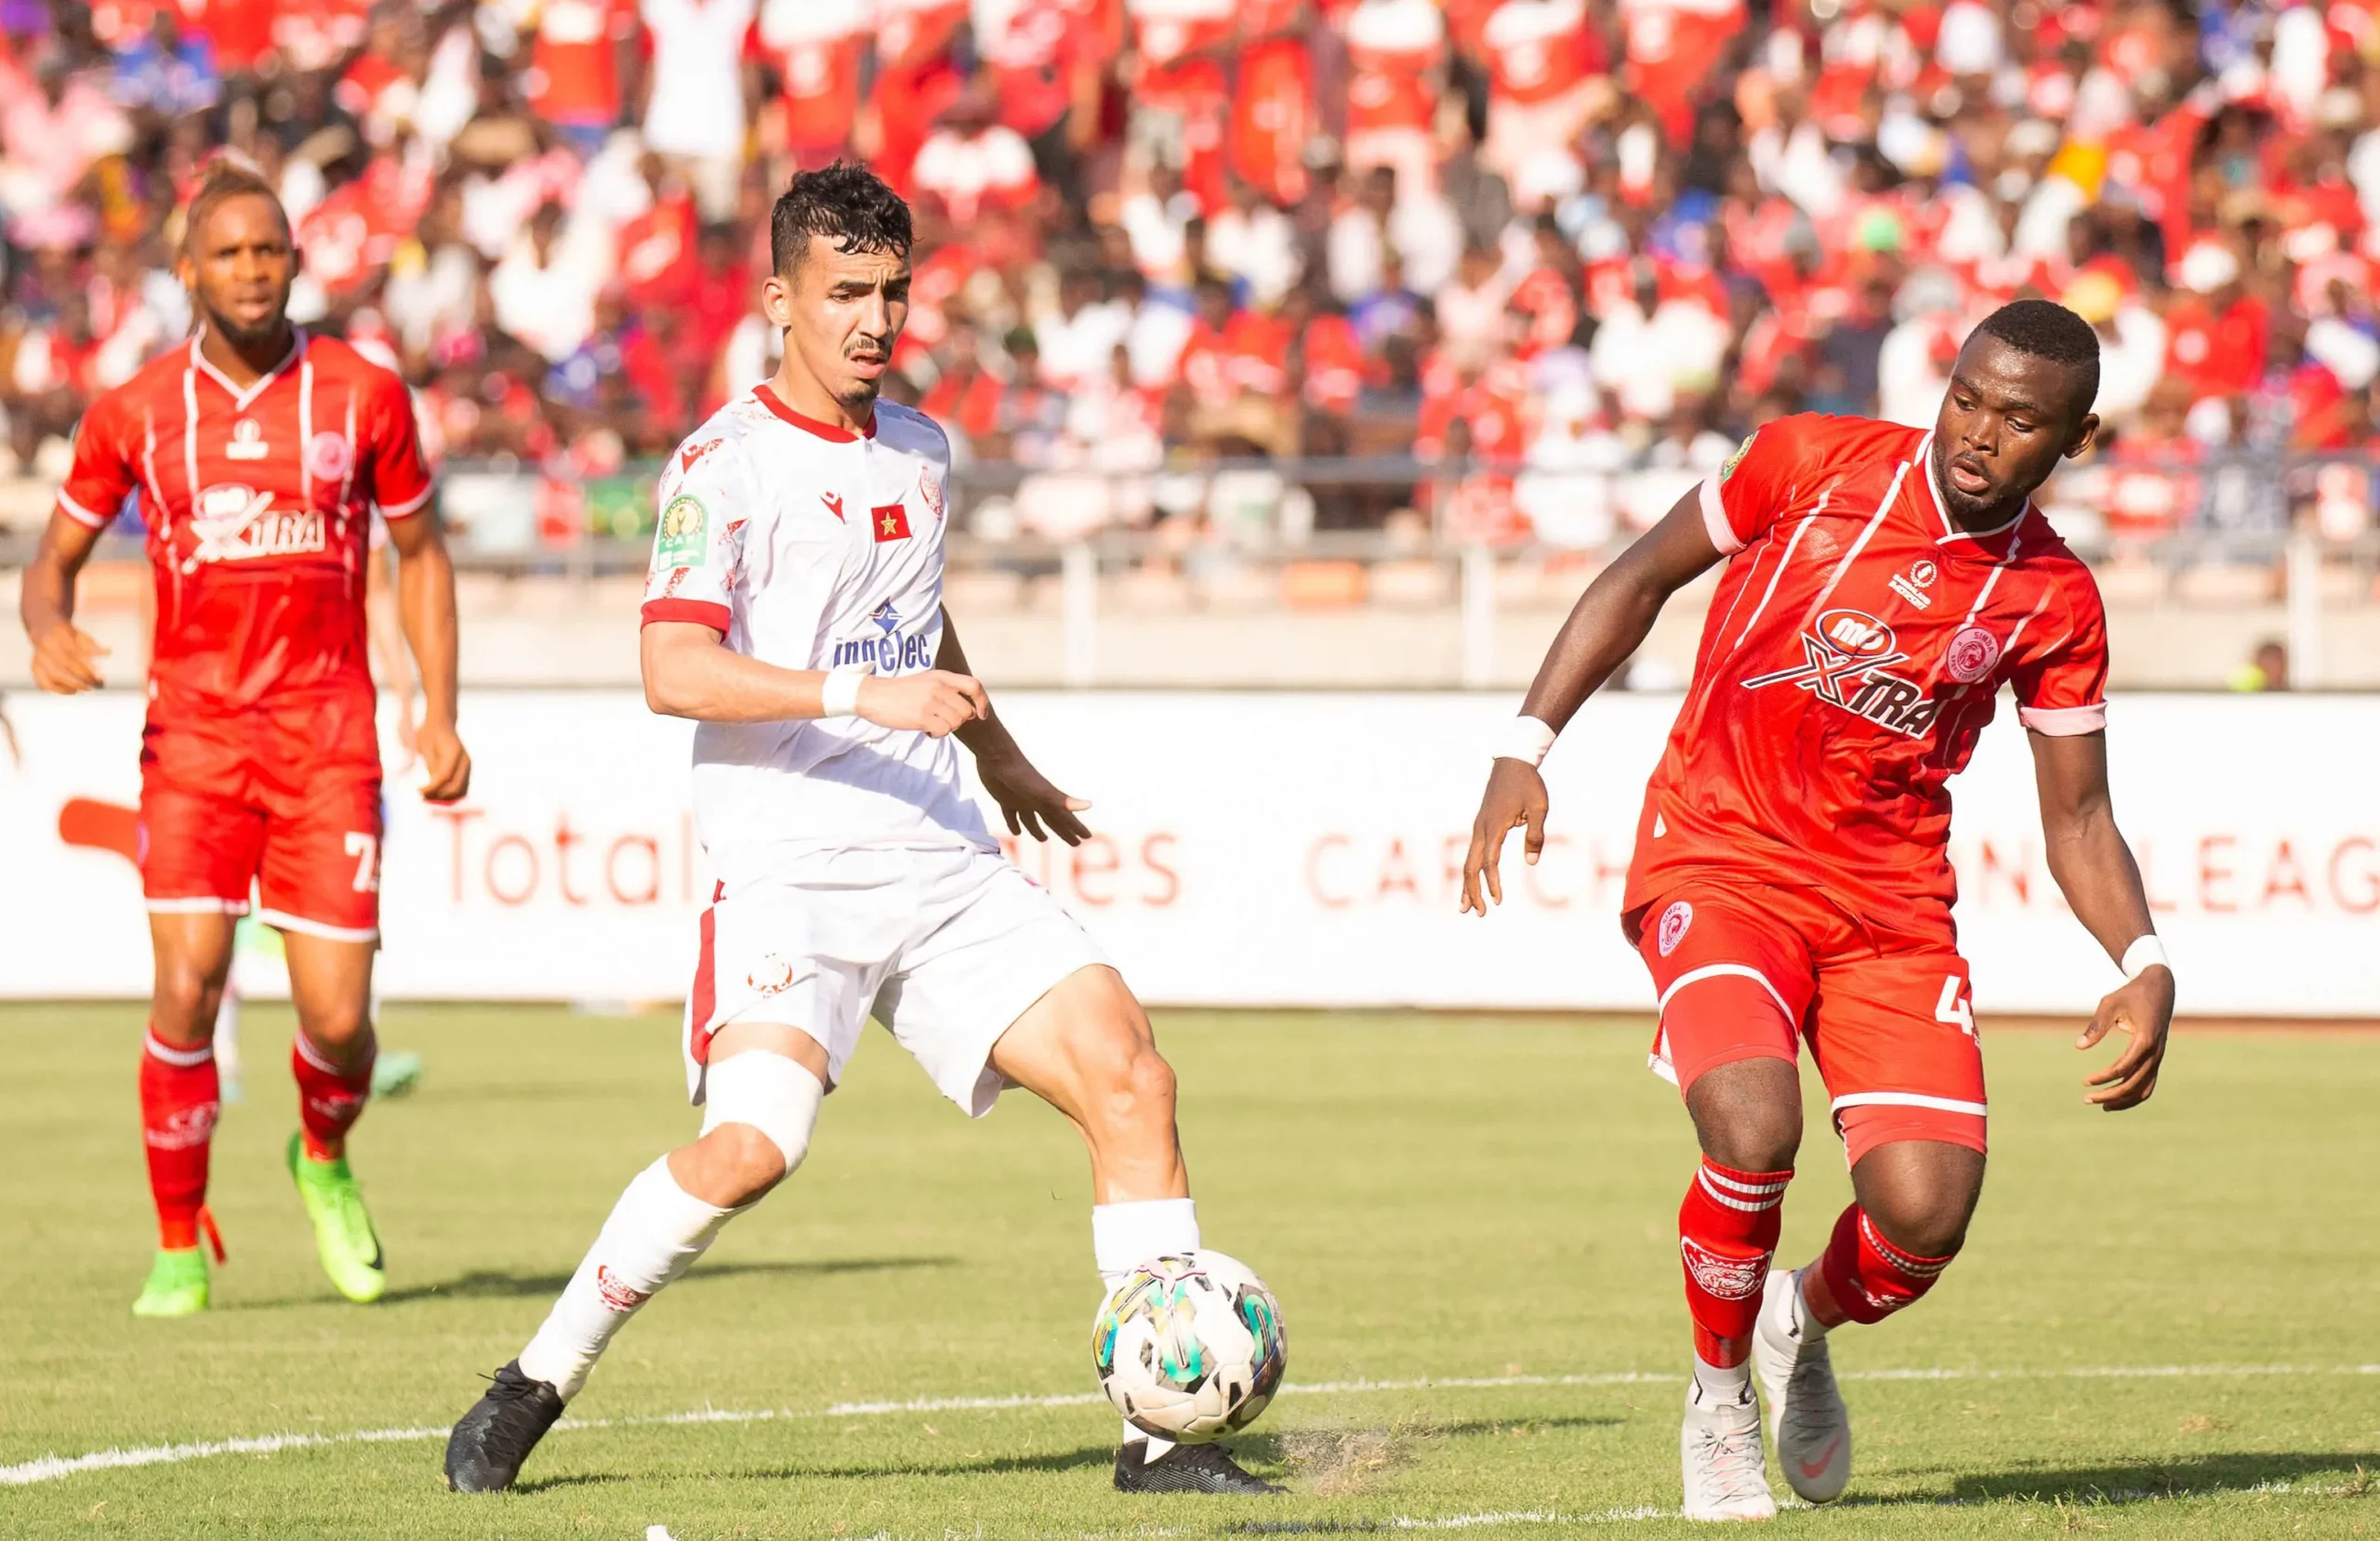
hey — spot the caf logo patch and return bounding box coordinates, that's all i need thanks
[657,494,708,567]
[1719,431,1757,483]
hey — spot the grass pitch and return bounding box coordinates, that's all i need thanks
[2,1005,2375,1540]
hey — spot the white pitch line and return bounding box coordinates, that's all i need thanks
[5,1363,2374,1487]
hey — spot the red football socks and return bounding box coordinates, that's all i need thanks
[292,1032,375,1162]
[1815,1203,1957,1325]
[1678,1158,1792,1367]
[139,1031,220,1251]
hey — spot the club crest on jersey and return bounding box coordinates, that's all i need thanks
[305,431,354,481]
[1888,558,1937,610]
[1658,901,1693,957]
[185,482,324,567]
[1742,606,1943,738]
[224,416,269,460]
[918,466,945,520]
[1945,625,2002,683]
[657,494,707,567]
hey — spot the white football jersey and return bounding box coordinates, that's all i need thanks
[641,385,995,885]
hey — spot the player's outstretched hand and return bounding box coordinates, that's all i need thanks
[2078,964,2173,1111]
[858,669,988,738]
[28,622,107,694]
[1460,758,1549,915]
[975,745,1091,846]
[416,718,472,803]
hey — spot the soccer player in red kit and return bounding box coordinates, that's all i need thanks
[18,164,471,1317]
[1462,301,2175,1521]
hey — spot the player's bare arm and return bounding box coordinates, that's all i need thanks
[364,539,420,766]
[20,510,111,694]
[939,608,1092,846]
[382,509,471,802]
[1461,490,1724,915]
[641,619,988,733]
[2030,729,2174,1110]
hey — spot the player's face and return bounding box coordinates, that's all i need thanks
[1930,337,2099,525]
[767,237,911,415]
[178,192,295,349]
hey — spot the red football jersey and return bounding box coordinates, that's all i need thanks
[57,332,434,717]
[1623,414,2109,937]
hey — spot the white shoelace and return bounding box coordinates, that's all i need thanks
[1689,1414,1770,1505]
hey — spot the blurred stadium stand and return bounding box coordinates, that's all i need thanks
[0,0,2376,688]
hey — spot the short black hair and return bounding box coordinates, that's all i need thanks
[1971,298,2100,412]
[770,161,912,276]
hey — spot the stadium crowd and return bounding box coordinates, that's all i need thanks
[1,0,2378,553]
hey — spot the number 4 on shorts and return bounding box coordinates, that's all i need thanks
[1935,974,1975,1038]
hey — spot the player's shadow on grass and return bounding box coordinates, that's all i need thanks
[513,1445,1115,1492]
[1865,1452,2372,1506]
[228,1257,957,1309]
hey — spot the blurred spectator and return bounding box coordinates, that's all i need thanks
[2229,639,2291,692]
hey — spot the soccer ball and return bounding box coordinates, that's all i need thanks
[1092,1250,1286,1442]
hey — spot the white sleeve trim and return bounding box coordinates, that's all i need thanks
[375,483,436,519]
[56,488,109,528]
[2017,702,2108,735]
[1697,476,1743,556]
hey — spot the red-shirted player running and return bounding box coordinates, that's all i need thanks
[1462,301,2175,1521]
[18,164,471,1318]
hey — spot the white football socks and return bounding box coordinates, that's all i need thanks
[1093,1197,1199,1461]
[1692,1351,1754,1404]
[519,1157,742,1401]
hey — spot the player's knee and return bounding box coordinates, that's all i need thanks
[1087,1037,1176,1135]
[1855,1147,1984,1258]
[695,1050,826,1203]
[152,959,226,1034]
[1686,1065,1803,1173]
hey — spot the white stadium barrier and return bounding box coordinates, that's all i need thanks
[3,691,2374,1017]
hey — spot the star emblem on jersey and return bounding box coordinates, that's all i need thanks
[873,503,912,543]
[1742,606,1944,738]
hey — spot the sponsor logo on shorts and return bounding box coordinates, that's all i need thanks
[145,1101,219,1151]
[1743,606,1943,738]
[1658,901,1693,957]
[1888,559,1937,610]
[1945,625,2002,684]
[747,953,795,995]
[657,494,708,567]
[595,1264,649,1313]
[1679,1237,1765,1301]
[305,430,353,481]
[187,483,324,567]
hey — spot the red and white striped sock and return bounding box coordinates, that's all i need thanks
[139,1031,219,1252]
[292,1032,374,1162]
[1817,1204,1958,1325]
[1678,1158,1792,1369]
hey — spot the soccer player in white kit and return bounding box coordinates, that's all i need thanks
[443,164,1276,1497]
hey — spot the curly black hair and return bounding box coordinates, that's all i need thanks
[1971,298,2100,411]
[770,161,913,277]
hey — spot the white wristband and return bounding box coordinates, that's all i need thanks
[2121,934,2169,980]
[1493,715,1558,767]
[819,669,866,718]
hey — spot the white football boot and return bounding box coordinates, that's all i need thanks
[1752,1269,1851,1503]
[1680,1367,1777,1521]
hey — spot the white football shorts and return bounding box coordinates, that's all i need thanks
[681,846,1108,1116]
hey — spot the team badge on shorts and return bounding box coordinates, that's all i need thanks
[305,431,353,481]
[1680,1237,1764,1300]
[1658,901,1694,957]
[747,953,794,996]
[1945,625,2002,683]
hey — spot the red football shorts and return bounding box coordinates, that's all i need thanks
[1633,881,1986,1165]
[138,697,383,942]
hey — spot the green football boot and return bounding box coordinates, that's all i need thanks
[132,1246,210,1318]
[286,1133,387,1303]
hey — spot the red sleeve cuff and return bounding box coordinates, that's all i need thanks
[641,599,731,633]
